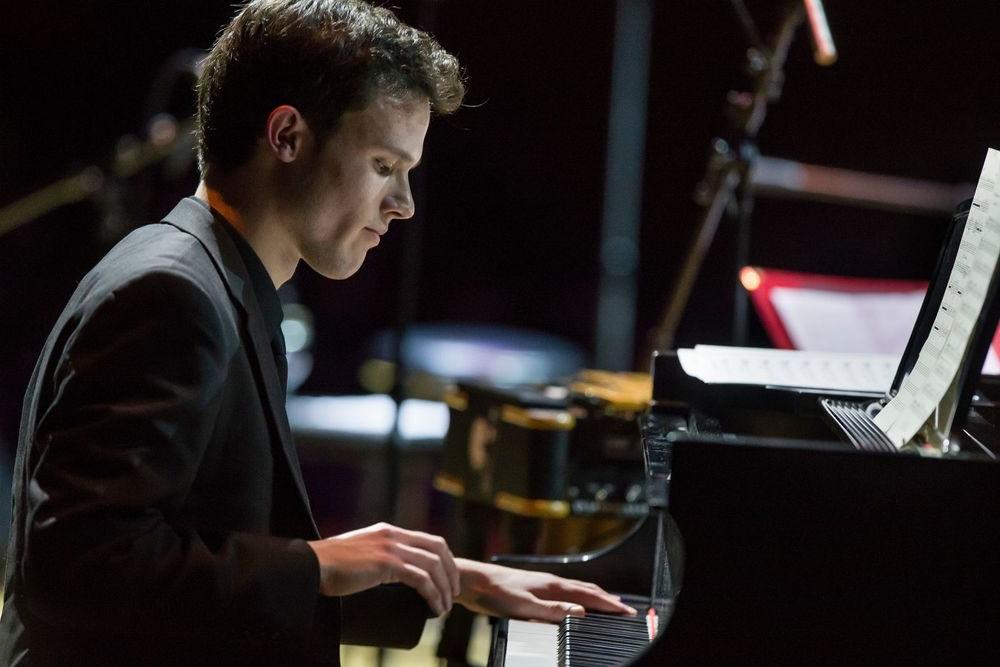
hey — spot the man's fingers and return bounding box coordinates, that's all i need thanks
[547,580,637,615]
[393,527,460,597]
[395,562,446,616]
[394,543,453,612]
[530,597,585,623]
[313,523,462,608]
[570,579,614,595]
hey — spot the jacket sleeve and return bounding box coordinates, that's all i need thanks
[21,269,323,653]
[340,585,431,648]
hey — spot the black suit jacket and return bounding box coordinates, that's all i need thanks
[1,198,426,665]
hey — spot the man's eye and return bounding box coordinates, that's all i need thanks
[375,159,392,176]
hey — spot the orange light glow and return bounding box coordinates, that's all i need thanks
[740,266,762,292]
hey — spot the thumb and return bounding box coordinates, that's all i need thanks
[534,598,585,623]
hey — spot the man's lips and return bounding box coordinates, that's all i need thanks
[364,226,386,245]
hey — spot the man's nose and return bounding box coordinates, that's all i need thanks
[385,178,415,220]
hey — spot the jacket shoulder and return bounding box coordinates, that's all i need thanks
[88,223,225,297]
[54,223,241,359]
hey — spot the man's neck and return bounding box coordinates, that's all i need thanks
[194,179,299,288]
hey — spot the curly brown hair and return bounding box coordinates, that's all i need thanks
[195,0,464,175]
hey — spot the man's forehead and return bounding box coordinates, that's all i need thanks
[340,94,430,158]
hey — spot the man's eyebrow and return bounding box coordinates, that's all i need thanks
[378,144,421,168]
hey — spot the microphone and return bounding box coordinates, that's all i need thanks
[802,0,837,65]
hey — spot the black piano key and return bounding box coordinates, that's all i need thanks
[563,616,647,631]
[560,625,648,644]
[561,636,647,651]
[557,613,650,666]
[560,625,648,643]
[571,615,648,631]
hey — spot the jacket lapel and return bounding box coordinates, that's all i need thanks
[162,198,320,538]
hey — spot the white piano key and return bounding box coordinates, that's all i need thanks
[505,620,558,667]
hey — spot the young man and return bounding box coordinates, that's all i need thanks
[0,1,633,664]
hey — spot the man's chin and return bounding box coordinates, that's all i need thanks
[307,254,366,280]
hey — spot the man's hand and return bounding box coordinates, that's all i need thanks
[307,523,460,616]
[454,558,637,623]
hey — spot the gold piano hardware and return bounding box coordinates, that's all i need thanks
[432,472,465,498]
[568,369,652,414]
[443,390,469,412]
[493,491,571,519]
[499,405,576,431]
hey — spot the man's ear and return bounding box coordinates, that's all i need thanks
[264,105,310,163]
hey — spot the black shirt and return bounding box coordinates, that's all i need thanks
[210,205,288,392]
[214,211,284,342]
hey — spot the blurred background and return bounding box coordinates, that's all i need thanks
[1,0,999,660]
[4,0,999,417]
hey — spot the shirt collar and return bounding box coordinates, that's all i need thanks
[215,213,284,341]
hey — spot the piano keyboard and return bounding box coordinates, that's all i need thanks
[502,620,558,666]
[559,613,650,666]
[495,609,653,667]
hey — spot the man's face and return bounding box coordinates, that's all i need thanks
[288,94,430,279]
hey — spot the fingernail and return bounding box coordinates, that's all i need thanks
[625,605,638,616]
[568,604,585,616]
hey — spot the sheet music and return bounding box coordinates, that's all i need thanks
[873,148,1000,447]
[767,281,1000,373]
[677,345,897,393]
[770,287,924,355]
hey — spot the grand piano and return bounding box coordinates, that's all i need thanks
[491,330,1000,662]
[487,174,1000,663]
[489,413,1000,665]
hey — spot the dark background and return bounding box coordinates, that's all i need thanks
[2,0,999,449]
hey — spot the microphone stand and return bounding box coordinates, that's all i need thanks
[0,115,195,240]
[644,1,805,358]
[0,48,203,240]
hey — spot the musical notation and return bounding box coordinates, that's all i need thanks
[676,345,898,393]
[874,148,1000,447]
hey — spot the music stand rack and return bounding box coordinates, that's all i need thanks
[645,1,974,363]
